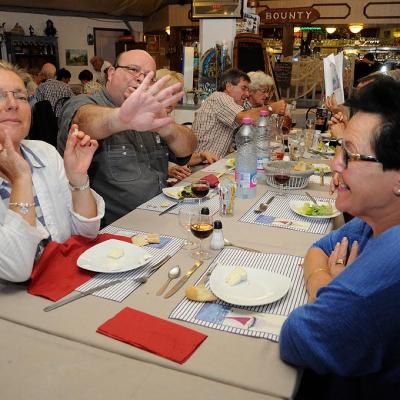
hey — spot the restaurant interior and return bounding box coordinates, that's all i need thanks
[1,0,399,399]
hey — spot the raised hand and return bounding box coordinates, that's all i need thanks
[63,124,98,186]
[118,72,184,133]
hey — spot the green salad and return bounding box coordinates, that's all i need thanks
[226,158,236,168]
[299,202,334,216]
[178,186,194,199]
[316,143,335,153]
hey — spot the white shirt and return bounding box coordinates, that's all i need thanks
[0,140,105,282]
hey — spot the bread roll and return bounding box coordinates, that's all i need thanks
[225,266,247,286]
[185,284,217,302]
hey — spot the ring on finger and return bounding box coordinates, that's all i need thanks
[335,258,345,265]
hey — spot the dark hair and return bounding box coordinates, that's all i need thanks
[346,76,400,170]
[78,69,93,81]
[363,53,375,62]
[56,68,71,80]
[218,68,250,92]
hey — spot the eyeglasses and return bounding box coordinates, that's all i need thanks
[115,65,156,83]
[0,90,28,103]
[337,138,379,168]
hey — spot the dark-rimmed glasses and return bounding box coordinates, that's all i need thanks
[337,138,379,168]
[115,65,156,83]
[0,90,28,103]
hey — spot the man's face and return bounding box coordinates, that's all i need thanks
[225,78,250,106]
[106,50,156,106]
[92,59,102,71]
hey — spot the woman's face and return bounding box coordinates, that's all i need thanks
[249,85,270,107]
[0,69,31,145]
[331,111,399,221]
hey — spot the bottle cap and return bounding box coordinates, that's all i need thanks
[200,207,210,215]
[213,220,222,229]
[260,110,268,117]
[242,117,253,125]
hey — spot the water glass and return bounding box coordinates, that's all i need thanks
[178,207,198,250]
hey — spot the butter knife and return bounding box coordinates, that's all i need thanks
[159,199,182,216]
[164,260,203,298]
[44,255,171,312]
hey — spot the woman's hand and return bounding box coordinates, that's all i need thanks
[328,236,359,278]
[168,164,191,181]
[328,111,347,139]
[200,151,219,164]
[63,124,98,186]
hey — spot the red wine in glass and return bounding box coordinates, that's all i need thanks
[191,183,209,198]
[190,222,213,239]
[274,174,290,185]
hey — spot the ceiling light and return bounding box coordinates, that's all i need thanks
[326,27,337,34]
[165,26,170,35]
[349,24,364,34]
[294,26,301,33]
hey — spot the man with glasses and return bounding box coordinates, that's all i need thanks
[58,50,196,226]
[280,76,400,398]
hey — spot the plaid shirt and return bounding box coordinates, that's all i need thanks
[35,79,74,117]
[192,91,243,158]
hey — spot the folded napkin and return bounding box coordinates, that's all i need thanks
[28,233,131,301]
[97,307,207,364]
[201,174,219,188]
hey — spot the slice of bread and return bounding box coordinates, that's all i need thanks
[146,233,160,244]
[131,235,148,247]
[186,284,217,302]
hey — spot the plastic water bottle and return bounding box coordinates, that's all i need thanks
[235,117,257,199]
[256,109,272,184]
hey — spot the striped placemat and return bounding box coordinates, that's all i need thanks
[309,174,332,185]
[169,248,307,342]
[137,192,220,216]
[76,226,184,302]
[239,191,335,235]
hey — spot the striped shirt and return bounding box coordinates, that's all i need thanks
[192,91,243,158]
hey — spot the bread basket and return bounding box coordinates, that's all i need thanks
[263,161,314,189]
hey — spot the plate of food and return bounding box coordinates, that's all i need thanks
[289,200,341,219]
[226,158,236,168]
[77,239,153,273]
[209,264,291,306]
[313,163,331,174]
[162,185,196,200]
[310,143,336,156]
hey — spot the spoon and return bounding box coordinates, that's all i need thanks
[254,203,268,214]
[156,265,181,296]
[223,238,262,253]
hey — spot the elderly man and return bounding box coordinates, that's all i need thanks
[192,68,268,158]
[58,49,196,225]
[90,56,112,86]
[35,63,74,117]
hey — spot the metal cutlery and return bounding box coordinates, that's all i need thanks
[44,254,172,312]
[156,264,180,296]
[305,191,318,205]
[254,195,275,214]
[223,238,262,253]
[159,199,182,215]
[164,260,203,298]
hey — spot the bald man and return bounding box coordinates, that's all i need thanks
[35,63,74,116]
[58,50,196,225]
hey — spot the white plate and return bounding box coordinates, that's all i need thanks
[313,163,331,173]
[289,200,341,219]
[209,264,291,306]
[162,186,187,200]
[310,146,335,156]
[77,239,153,273]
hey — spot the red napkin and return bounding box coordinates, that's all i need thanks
[201,174,219,188]
[28,233,132,301]
[97,307,207,364]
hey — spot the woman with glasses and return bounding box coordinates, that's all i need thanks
[247,70,286,115]
[280,77,400,398]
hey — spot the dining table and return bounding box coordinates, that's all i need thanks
[0,156,343,400]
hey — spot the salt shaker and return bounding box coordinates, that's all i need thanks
[210,220,224,250]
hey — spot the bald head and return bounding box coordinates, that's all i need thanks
[116,50,156,71]
[41,63,56,79]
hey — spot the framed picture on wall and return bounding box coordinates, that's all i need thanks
[146,35,160,53]
[65,49,88,66]
[191,0,243,19]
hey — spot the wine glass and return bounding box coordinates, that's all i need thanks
[273,165,291,196]
[178,207,198,250]
[190,211,213,260]
[191,179,210,206]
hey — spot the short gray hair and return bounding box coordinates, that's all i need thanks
[248,71,274,91]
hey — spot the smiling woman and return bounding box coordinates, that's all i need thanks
[280,76,400,398]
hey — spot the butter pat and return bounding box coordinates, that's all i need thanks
[146,233,160,244]
[225,266,247,286]
[107,248,124,259]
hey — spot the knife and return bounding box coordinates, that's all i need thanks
[159,199,182,216]
[44,255,172,312]
[164,260,203,298]
[266,195,275,205]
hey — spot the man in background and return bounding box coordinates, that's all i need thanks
[90,56,112,86]
[353,53,380,86]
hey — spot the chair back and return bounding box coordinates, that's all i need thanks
[28,100,59,147]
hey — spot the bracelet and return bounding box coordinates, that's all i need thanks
[68,176,90,191]
[9,202,35,215]
[305,268,329,289]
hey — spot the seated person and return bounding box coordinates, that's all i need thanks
[155,69,219,182]
[56,68,71,84]
[280,77,400,398]
[247,70,286,115]
[192,68,268,158]
[58,50,197,226]
[78,69,103,95]
[0,60,105,282]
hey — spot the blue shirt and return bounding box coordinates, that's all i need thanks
[280,218,400,384]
